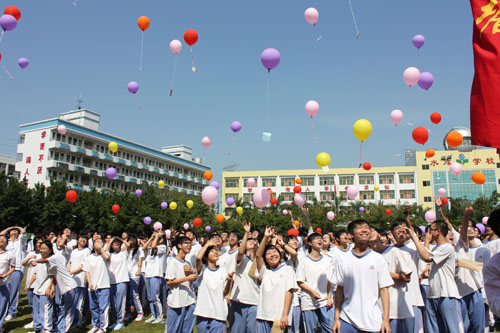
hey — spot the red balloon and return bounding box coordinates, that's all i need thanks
[0,53,2,62]
[440,197,448,205]
[184,29,198,46]
[385,208,391,216]
[193,218,202,228]
[430,112,442,124]
[66,190,77,203]
[288,229,299,237]
[316,228,322,234]
[363,162,372,170]
[112,204,120,214]
[412,127,429,145]
[270,197,278,205]
[4,6,21,20]
[293,185,302,194]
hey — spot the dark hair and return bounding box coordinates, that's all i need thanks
[128,235,139,257]
[33,227,43,236]
[111,238,123,253]
[263,244,280,269]
[323,233,333,242]
[175,236,191,250]
[335,230,347,240]
[307,232,322,244]
[40,240,54,255]
[185,229,194,235]
[42,227,54,239]
[488,209,500,237]
[230,230,242,241]
[390,219,410,232]
[433,220,449,236]
[202,246,217,265]
[414,226,423,237]
[347,219,369,235]
[285,234,298,243]
[221,231,229,236]
[209,232,221,240]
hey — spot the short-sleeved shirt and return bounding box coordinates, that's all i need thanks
[83,253,110,289]
[193,265,228,321]
[127,248,145,279]
[165,257,196,308]
[394,244,424,307]
[47,253,77,295]
[230,255,260,306]
[7,233,27,272]
[486,238,500,255]
[483,252,500,317]
[0,250,15,286]
[218,248,239,274]
[25,251,41,288]
[69,248,91,287]
[32,262,51,296]
[144,245,166,278]
[296,255,332,311]
[109,250,130,284]
[428,243,460,299]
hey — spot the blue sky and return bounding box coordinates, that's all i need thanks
[0,0,474,180]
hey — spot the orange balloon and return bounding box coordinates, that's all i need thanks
[216,214,224,223]
[295,178,302,185]
[184,29,199,46]
[294,220,300,228]
[137,16,150,31]
[430,112,442,124]
[472,172,486,185]
[425,148,435,158]
[267,188,273,196]
[446,131,463,148]
[204,171,213,181]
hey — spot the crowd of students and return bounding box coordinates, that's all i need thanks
[0,198,499,333]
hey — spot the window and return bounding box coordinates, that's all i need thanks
[243,193,254,203]
[301,177,315,186]
[262,177,276,187]
[304,192,315,201]
[379,175,394,184]
[339,175,354,185]
[423,180,431,186]
[19,134,25,143]
[225,194,239,201]
[422,164,430,170]
[360,191,374,200]
[424,196,432,202]
[400,190,415,199]
[399,174,414,184]
[225,178,239,188]
[339,191,347,199]
[243,178,257,187]
[319,176,334,185]
[281,177,295,187]
[281,193,294,201]
[358,175,374,185]
[497,163,500,168]
[380,190,395,199]
[320,192,333,201]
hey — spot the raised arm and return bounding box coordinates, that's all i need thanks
[256,226,274,273]
[407,226,432,262]
[196,239,216,274]
[238,221,251,264]
[142,234,154,252]
[301,207,313,233]
[460,206,474,245]
[435,197,454,232]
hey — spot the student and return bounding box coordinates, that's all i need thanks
[282,233,301,332]
[321,233,335,258]
[484,223,500,255]
[21,236,42,330]
[332,230,351,258]
[84,238,111,333]
[483,208,500,317]
[218,230,241,274]
[296,232,334,333]
[142,231,167,324]
[108,237,130,330]
[184,229,202,269]
[126,235,144,321]
[221,232,230,254]
[407,220,463,333]
[165,236,197,332]
[194,238,232,332]
[256,226,298,333]
[330,220,393,333]
[0,234,15,333]
[68,234,91,328]
[52,232,72,265]
[229,221,260,333]
[1,226,27,321]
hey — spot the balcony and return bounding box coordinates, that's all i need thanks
[129,178,137,183]
[56,162,69,169]
[116,175,125,181]
[92,152,99,158]
[142,166,149,171]
[153,167,160,173]
[104,155,113,161]
[75,148,86,154]
[129,162,138,167]
[118,159,126,164]
[90,170,98,176]
[73,166,85,173]
[72,185,84,191]
[59,143,70,150]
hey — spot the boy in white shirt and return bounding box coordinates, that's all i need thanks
[330,220,393,333]
[0,234,15,333]
[296,232,334,333]
[68,234,91,328]
[218,230,241,274]
[483,209,500,318]
[108,237,130,330]
[407,220,463,333]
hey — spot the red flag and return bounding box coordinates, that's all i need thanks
[470,0,500,150]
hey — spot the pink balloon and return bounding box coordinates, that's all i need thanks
[170,39,182,55]
[183,223,189,230]
[346,185,358,200]
[294,193,306,207]
[305,100,319,118]
[247,178,256,187]
[253,189,271,208]
[201,186,218,205]
[482,217,489,224]
[390,110,403,126]
[304,7,319,26]
[438,188,446,197]
[282,209,288,215]
[201,136,212,148]
[450,162,462,175]
[57,125,67,135]
[327,211,335,221]
[425,211,436,223]
[165,230,171,239]
[403,67,420,87]
[153,222,163,231]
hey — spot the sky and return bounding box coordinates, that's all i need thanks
[0,0,475,179]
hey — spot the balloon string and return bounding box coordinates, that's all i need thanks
[0,31,4,44]
[266,74,270,131]
[311,118,317,140]
[139,31,144,71]
[72,0,78,7]
[170,54,178,96]
[358,142,363,167]
[2,65,13,79]
[190,47,197,72]
[348,0,360,38]
[136,94,142,112]
[228,134,235,157]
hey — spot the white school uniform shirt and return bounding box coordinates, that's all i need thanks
[165,256,196,308]
[257,264,298,325]
[0,250,15,286]
[69,248,91,288]
[109,250,130,284]
[25,251,41,289]
[394,244,424,307]
[428,242,460,299]
[221,244,230,255]
[67,239,77,249]
[296,255,332,311]
[83,253,110,289]
[52,244,72,265]
[284,258,300,308]
[47,253,77,295]
[483,252,500,317]
[32,262,51,296]
[127,248,145,279]
[185,241,202,269]
[330,249,393,332]
[144,245,167,278]
[193,265,228,321]
[455,238,483,297]
[380,246,414,319]
[218,248,239,273]
[230,255,260,306]
[7,233,27,273]
[418,243,436,287]
[486,238,500,255]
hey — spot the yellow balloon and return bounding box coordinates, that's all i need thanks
[374,185,379,191]
[353,119,372,142]
[158,180,165,188]
[169,202,177,210]
[108,141,118,153]
[315,152,331,172]
[236,206,243,215]
[186,200,194,209]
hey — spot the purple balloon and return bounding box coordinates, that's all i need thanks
[359,207,365,213]
[210,181,220,190]
[0,14,17,31]
[261,48,281,72]
[127,81,139,94]
[161,202,168,210]
[419,225,426,235]
[418,72,434,90]
[135,189,142,197]
[226,197,235,206]
[231,121,242,133]
[18,58,29,69]
[476,223,485,234]
[412,34,425,49]
[105,167,117,179]
[143,216,152,225]
[205,225,212,232]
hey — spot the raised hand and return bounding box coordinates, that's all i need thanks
[264,226,275,238]
[243,220,251,233]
